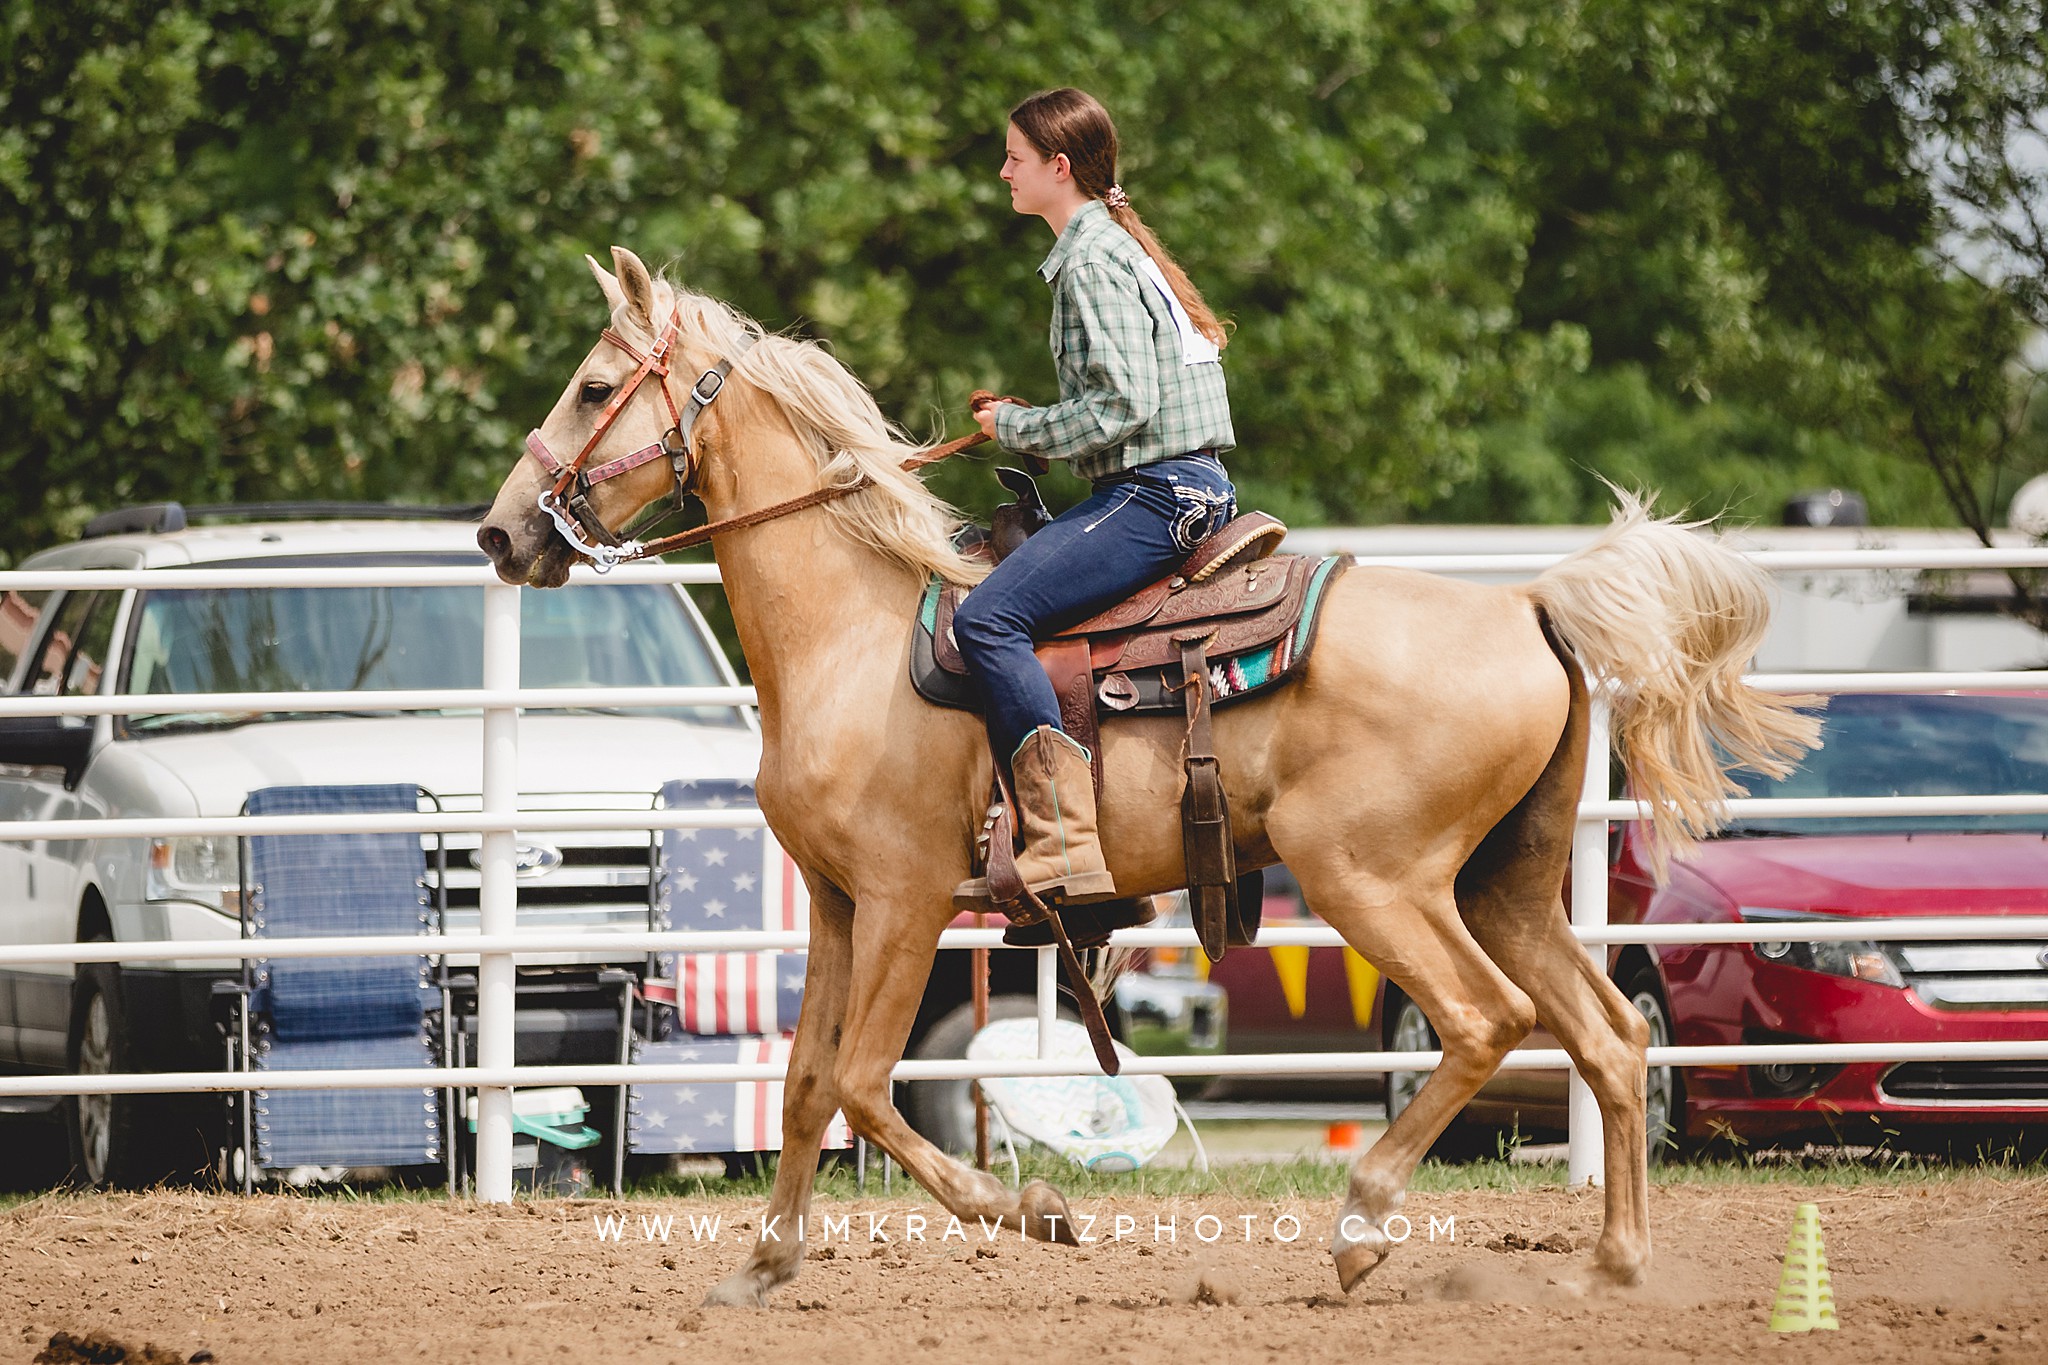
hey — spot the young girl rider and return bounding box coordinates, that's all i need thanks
[955,87,1239,906]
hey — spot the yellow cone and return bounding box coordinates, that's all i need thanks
[1769,1202,1839,1332]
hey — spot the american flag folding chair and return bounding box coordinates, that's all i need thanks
[614,779,850,1187]
[221,784,450,1190]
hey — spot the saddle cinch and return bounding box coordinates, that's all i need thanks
[912,466,1350,963]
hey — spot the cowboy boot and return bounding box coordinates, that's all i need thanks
[1009,725,1118,903]
[953,725,1119,910]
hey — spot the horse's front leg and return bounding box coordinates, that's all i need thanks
[833,895,1080,1246]
[703,878,854,1308]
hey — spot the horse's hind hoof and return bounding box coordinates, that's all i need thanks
[702,1274,768,1309]
[1018,1180,1080,1245]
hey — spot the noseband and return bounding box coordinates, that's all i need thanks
[527,310,992,571]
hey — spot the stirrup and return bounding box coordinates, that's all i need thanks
[1032,870,1119,903]
[953,876,998,913]
[952,870,1118,912]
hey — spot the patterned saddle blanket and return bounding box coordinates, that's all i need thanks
[910,551,1348,716]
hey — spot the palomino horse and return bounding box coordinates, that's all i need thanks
[479,247,1820,1305]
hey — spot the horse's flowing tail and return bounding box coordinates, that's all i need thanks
[1527,492,1824,875]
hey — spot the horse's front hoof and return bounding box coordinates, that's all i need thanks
[1018,1180,1080,1245]
[1591,1239,1649,1289]
[702,1274,768,1309]
[1332,1228,1392,1293]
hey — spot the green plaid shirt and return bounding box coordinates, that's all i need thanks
[994,201,1235,482]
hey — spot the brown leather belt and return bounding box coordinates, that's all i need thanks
[1093,449,1221,487]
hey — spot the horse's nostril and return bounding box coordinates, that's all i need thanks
[478,524,511,562]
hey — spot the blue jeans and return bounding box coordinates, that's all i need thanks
[954,454,1238,759]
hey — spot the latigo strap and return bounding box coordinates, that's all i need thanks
[1178,634,1243,963]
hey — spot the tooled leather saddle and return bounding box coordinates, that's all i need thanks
[910,468,1350,963]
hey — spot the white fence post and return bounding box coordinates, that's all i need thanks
[1567,698,1612,1187]
[474,581,521,1202]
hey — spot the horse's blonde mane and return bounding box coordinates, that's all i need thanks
[650,278,990,588]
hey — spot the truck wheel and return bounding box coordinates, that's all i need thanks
[66,957,176,1188]
[903,997,1065,1157]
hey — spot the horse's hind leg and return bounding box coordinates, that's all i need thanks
[704,875,855,1308]
[1455,667,1653,1286]
[1458,832,1653,1285]
[1279,840,1538,1291]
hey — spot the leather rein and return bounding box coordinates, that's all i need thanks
[528,307,987,572]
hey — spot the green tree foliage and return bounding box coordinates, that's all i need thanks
[1468,0,2048,545]
[1432,367,1955,526]
[1,1,741,552]
[0,0,1583,552]
[1,0,2043,566]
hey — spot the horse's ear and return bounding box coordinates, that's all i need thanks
[610,245,658,326]
[586,253,627,313]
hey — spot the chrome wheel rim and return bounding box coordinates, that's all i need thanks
[1631,988,1676,1159]
[1387,1000,1434,1121]
[77,991,113,1184]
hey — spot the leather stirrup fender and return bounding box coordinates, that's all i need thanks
[1038,638,1102,798]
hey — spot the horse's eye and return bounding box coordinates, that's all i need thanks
[580,380,614,404]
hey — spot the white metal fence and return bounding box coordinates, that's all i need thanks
[2,549,2047,1200]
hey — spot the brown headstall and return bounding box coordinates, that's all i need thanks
[529,314,992,572]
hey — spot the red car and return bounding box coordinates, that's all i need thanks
[1198,691,2048,1157]
[1610,690,2048,1154]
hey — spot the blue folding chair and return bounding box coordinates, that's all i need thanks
[224,784,449,1190]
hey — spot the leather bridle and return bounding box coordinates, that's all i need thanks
[528,309,990,571]
[527,307,758,571]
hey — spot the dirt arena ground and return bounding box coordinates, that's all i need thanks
[7,1178,2044,1364]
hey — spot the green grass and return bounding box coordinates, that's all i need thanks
[5,1136,2039,1211]
[632,1141,2048,1204]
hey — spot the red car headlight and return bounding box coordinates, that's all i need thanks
[1743,909,1906,987]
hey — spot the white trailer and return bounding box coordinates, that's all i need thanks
[1285,523,2048,674]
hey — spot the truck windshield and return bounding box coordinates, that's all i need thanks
[123,581,744,732]
[1720,692,2048,836]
